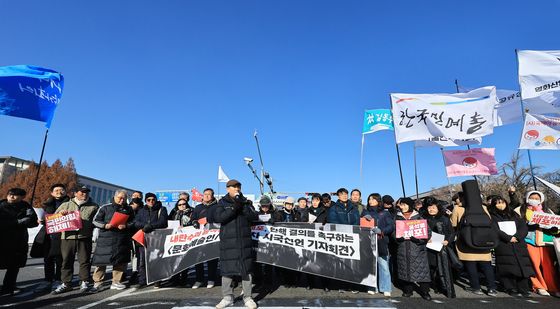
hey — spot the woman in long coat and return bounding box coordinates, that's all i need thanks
[489,195,534,298]
[394,197,432,300]
[423,197,455,298]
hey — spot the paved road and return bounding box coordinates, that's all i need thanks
[1,257,558,308]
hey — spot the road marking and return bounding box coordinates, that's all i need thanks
[119,302,175,309]
[74,287,174,309]
[107,302,121,305]
[526,300,539,304]
[173,307,396,309]
[432,300,444,304]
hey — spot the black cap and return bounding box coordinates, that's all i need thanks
[226,179,241,187]
[75,185,91,193]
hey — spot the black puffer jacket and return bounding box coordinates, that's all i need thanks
[92,203,135,266]
[395,210,431,283]
[0,199,38,269]
[491,212,534,278]
[213,194,258,278]
[308,206,328,224]
[133,202,168,232]
[192,199,218,224]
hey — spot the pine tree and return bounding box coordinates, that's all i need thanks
[0,158,79,208]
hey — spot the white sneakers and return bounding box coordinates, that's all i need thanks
[537,289,550,296]
[192,281,202,289]
[80,281,89,292]
[215,297,234,309]
[383,292,392,297]
[110,282,126,290]
[244,298,258,309]
[207,281,215,289]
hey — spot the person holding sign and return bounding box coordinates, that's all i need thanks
[191,188,219,289]
[423,197,455,298]
[91,190,135,292]
[394,197,432,301]
[0,188,38,296]
[362,193,394,297]
[214,180,258,309]
[515,191,560,297]
[488,196,533,298]
[51,186,99,295]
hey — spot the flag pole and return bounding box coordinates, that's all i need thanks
[360,134,365,184]
[389,95,406,197]
[455,79,479,182]
[515,49,538,190]
[440,147,454,201]
[413,143,419,199]
[30,128,49,207]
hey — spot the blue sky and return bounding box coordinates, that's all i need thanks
[1,0,558,199]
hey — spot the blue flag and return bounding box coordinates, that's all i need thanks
[362,109,394,134]
[0,65,64,128]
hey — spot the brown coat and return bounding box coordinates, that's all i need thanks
[450,206,491,262]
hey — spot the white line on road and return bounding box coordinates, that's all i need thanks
[74,287,174,309]
[119,302,175,309]
[172,307,396,309]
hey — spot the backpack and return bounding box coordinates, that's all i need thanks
[458,180,499,250]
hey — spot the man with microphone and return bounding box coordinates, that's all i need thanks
[213,180,258,309]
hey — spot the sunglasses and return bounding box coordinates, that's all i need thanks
[146,198,156,201]
[177,203,187,206]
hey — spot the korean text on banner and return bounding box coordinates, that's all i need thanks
[443,148,498,177]
[459,86,522,127]
[45,211,82,234]
[519,113,560,150]
[415,136,482,148]
[362,109,394,134]
[0,65,64,128]
[518,50,560,114]
[528,212,560,229]
[395,219,429,239]
[391,86,496,143]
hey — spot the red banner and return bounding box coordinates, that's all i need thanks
[191,188,203,202]
[45,211,82,234]
[395,219,428,239]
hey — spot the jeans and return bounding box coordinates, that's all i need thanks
[222,275,252,301]
[463,261,496,290]
[378,255,392,293]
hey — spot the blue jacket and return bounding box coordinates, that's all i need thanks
[327,200,359,225]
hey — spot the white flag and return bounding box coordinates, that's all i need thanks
[518,50,560,114]
[518,113,560,150]
[536,176,560,198]
[415,136,482,148]
[218,166,230,183]
[391,86,496,144]
[459,86,522,126]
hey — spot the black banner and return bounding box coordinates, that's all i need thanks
[145,223,377,287]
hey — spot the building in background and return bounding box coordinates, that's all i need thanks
[0,155,138,205]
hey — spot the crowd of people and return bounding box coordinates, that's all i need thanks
[0,179,559,309]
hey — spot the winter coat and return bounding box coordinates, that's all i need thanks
[133,202,169,231]
[491,211,535,278]
[0,199,38,269]
[425,211,455,297]
[327,200,360,225]
[56,198,99,239]
[213,194,258,278]
[296,207,309,223]
[273,208,301,223]
[92,203,135,266]
[308,206,328,225]
[171,207,193,227]
[38,196,70,257]
[192,199,218,224]
[395,210,431,283]
[361,206,394,256]
[450,205,492,261]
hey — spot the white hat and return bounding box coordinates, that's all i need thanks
[284,197,295,204]
[525,190,545,203]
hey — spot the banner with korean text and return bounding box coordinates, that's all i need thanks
[519,113,560,150]
[395,219,429,239]
[145,223,377,287]
[443,148,498,177]
[391,86,496,143]
[518,50,560,114]
[459,86,522,126]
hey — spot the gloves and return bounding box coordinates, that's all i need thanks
[410,236,420,243]
[192,221,200,229]
[396,237,405,243]
[546,226,559,234]
[143,224,154,233]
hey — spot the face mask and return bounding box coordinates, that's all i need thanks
[527,199,541,207]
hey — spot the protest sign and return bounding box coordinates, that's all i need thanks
[109,212,129,226]
[395,219,428,239]
[528,212,560,229]
[45,211,82,234]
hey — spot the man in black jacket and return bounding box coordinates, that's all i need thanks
[214,180,258,309]
[0,188,38,295]
[132,192,168,288]
[35,183,69,292]
[191,188,219,289]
